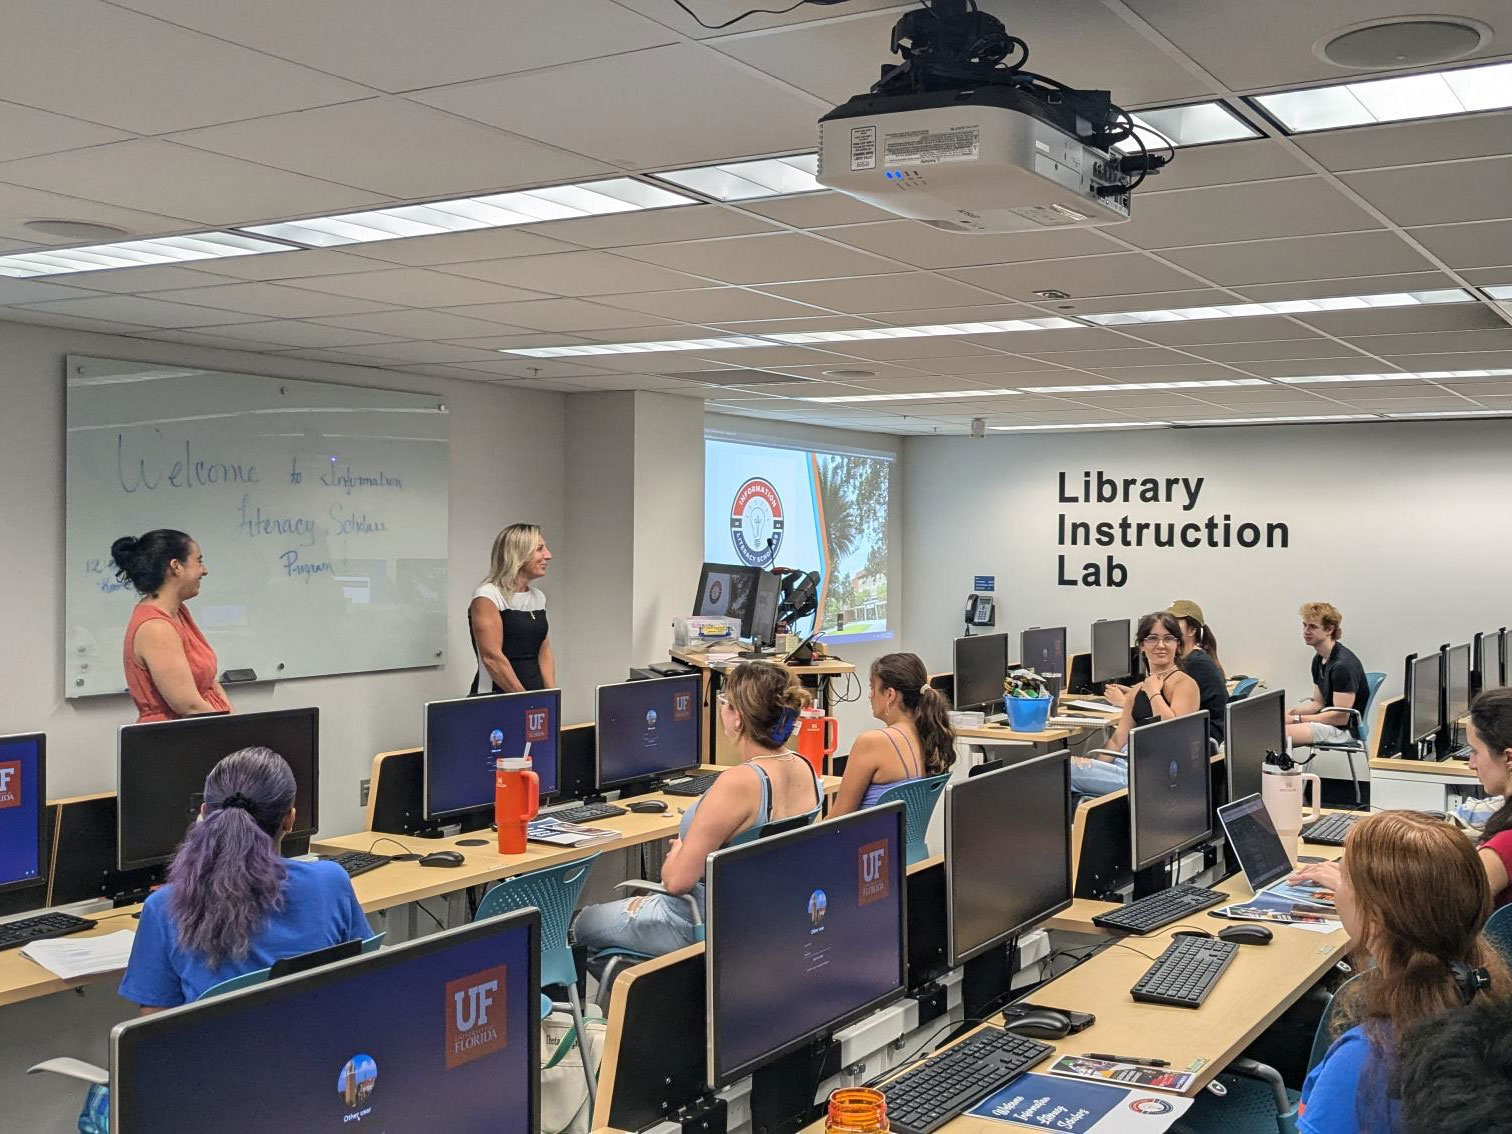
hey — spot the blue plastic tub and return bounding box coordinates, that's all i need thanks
[1004,694,1052,733]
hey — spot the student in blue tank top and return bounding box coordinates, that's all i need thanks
[572,662,821,960]
[831,653,955,816]
[1294,811,1508,1134]
[120,747,371,1010]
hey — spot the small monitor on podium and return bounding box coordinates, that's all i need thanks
[1409,653,1442,744]
[1128,712,1212,872]
[424,689,562,823]
[117,709,319,872]
[1224,689,1285,806]
[944,751,1071,967]
[952,632,1008,712]
[111,910,541,1133]
[705,805,905,1089]
[694,563,782,648]
[1090,618,1132,684]
[0,732,46,894]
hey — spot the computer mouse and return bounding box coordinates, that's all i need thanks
[628,799,669,814]
[1218,923,1274,946]
[1005,1009,1074,1040]
[419,850,465,868]
[1172,929,1214,939]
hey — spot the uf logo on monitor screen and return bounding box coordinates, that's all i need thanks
[857,839,891,906]
[673,691,693,721]
[0,761,20,809]
[525,708,549,744]
[445,965,509,1069]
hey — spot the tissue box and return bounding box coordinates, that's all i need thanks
[673,616,739,649]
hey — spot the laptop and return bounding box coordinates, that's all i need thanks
[1215,793,1298,894]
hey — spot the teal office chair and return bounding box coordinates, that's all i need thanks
[1173,972,1362,1134]
[1228,677,1260,702]
[475,854,600,1106]
[1485,904,1512,966]
[198,931,386,999]
[1293,672,1386,809]
[874,773,950,865]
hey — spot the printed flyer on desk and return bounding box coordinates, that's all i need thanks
[968,1072,1193,1132]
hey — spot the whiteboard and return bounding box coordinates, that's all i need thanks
[65,356,450,698]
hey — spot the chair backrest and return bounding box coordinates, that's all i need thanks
[1358,672,1387,744]
[1228,676,1260,702]
[361,931,385,954]
[475,853,600,960]
[268,938,362,979]
[875,773,951,866]
[1307,972,1366,1072]
[197,967,271,1001]
[730,801,821,847]
[1485,904,1512,967]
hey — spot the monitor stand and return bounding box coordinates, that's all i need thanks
[1131,857,1176,901]
[749,1037,842,1134]
[962,940,1015,1021]
[609,777,658,801]
[107,865,166,909]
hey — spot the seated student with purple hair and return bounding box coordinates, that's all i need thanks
[120,746,371,1011]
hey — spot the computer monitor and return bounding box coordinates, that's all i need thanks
[1090,618,1132,683]
[596,674,703,790]
[1409,653,1442,743]
[1224,689,1285,806]
[1445,642,1471,727]
[1476,630,1504,693]
[1021,626,1067,698]
[694,563,782,647]
[952,633,1007,711]
[0,733,46,894]
[1128,711,1212,872]
[424,690,562,822]
[118,708,319,872]
[705,804,905,1089]
[111,909,541,1133]
[944,752,1072,967]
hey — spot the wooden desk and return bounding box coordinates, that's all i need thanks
[955,724,1073,748]
[1368,752,1477,810]
[0,907,142,1009]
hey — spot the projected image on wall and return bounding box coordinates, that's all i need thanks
[705,439,892,642]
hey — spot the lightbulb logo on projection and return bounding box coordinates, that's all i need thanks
[730,478,784,568]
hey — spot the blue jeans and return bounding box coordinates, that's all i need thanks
[572,883,705,961]
[1071,755,1128,800]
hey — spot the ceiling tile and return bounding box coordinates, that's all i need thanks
[595,287,827,323]
[447,358,617,380]
[902,354,1074,376]
[0,278,113,305]
[1408,221,1512,270]
[1346,329,1512,356]
[565,324,708,344]
[188,320,406,349]
[1343,156,1512,227]
[1049,289,1237,316]
[1192,339,1365,363]
[1118,177,1381,249]
[324,341,508,365]
[414,43,821,168]
[443,297,654,332]
[0,180,194,246]
[18,294,264,329]
[148,281,398,319]
[619,232,911,285]
[349,227,580,267]
[1296,303,1509,337]
[1297,111,1512,172]
[1,309,150,336]
[56,264,249,294]
[0,0,369,133]
[1233,272,1458,301]
[1239,356,1402,378]
[759,272,1003,313]
[1370,350,1512,370]
[946,253,1203,300]
[814,221,1118,269]
[190,249,386,281]
[312,308,519,339]
[1138,141,1311,193]
[867,302,1036,325]
[0,100,128,162]
[1161,231,1433,285]
[734,193,898,229]
[1128,316,1328,345]
[440,250,714,296]
[169,98,609,200]
[1019,346,1200,368]
[285,268,549,307]
[110,0,677,92]
[612,0,905,39]
[0,140,389,226]
[520,205,778,249]
[1074,362,1244,381]
[712,315,892,334]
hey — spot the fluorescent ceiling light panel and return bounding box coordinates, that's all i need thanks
[653,154,821,202]
[1485,285,1512,300]
[242,178,695,247]
[501,316,1078,358]
[1277,368,1512,384]
[1083,288,1471,326]
[1385,409,1512,420]
[802,388,1018,403]
[991,421,1170,432]
[1114,101,1260,153]
[1019,378,1269,393]
[0,231,291,278]
[1253,60,1512,133]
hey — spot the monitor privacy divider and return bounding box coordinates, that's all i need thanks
[705,804,906,1089]
[1128,711,1212,872]
[111,909,540,1134]
[595,674,702,789]
[118,708,319,872]
[945,751,1072,967]
[424,690,561,821]
[0,732,46,893]
[1224,689,1285,806]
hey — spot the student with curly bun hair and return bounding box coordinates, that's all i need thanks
[573,661,821,958]
[831,652,956,816]
[109,529,231,722]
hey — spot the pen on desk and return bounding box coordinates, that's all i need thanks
[1080,1053,1170,1068]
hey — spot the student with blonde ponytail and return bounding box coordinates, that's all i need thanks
[831,653,956,816]
[119,748,370,1010]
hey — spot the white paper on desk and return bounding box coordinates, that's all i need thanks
[20,929,135,980]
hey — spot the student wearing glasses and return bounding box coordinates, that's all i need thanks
[1286,601,1369,748]
[1070,610,1200,799]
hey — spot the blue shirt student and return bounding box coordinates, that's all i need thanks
[120,860,371,1007]
[1299,1025,1402,1134]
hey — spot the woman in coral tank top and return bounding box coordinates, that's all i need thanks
[110,529,233,723]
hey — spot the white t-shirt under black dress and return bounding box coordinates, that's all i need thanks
[469,582,548,694]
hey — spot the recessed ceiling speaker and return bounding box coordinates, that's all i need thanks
[821,368,878,379]
[22,219,132,241]
[1317,17,1490,70]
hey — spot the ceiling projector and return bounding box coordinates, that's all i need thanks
[817,0,1170,233]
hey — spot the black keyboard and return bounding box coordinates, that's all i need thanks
[881,1024,1054,1134]
[660,773,721,797]
[0,911,97,952]
[1130,936,1238,1008]
[1302,812,1361,847]
[1447,745,1472,761]
[321,851,392,879]
[1091,884,1227,935]
[546,803,627,824]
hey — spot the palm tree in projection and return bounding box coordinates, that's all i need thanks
[816,457,859,630]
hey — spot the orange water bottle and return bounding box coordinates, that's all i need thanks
[796,706,839,775]
[494,757,539,855]
[826,1087,888,1132]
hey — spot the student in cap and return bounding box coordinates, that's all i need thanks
[1168,599,1227,746]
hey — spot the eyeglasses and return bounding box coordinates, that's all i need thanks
[1140,636,1179,647]
[717,692,731,708]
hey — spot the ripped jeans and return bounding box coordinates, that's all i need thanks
[571,882,706,962]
